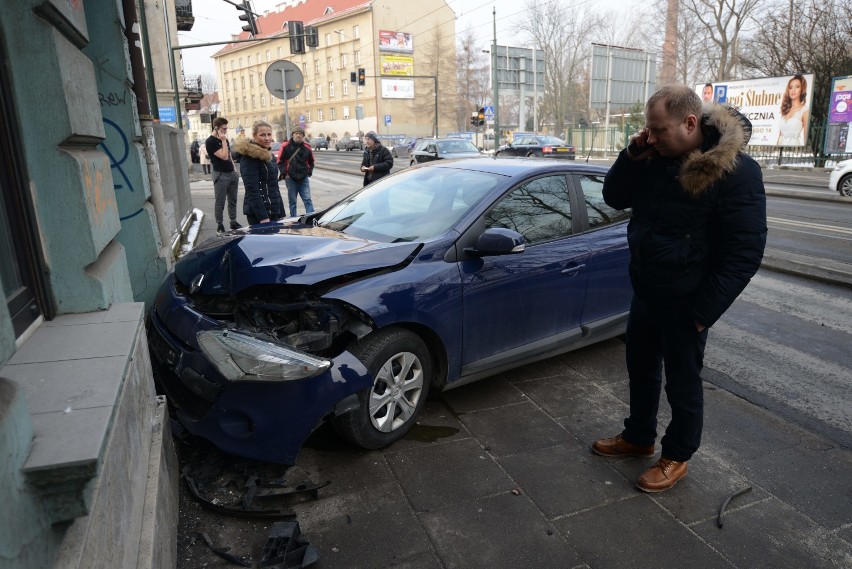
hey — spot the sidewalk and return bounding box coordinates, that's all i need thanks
[177,169,852,569]
[177,336,852,569]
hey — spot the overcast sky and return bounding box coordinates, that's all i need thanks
[176,0,641,80]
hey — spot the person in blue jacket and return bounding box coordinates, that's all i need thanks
[592,85,767,493]
[233,121,284,225]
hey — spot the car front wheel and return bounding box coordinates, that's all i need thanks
[839,174,852,197]
[333,328,431,449]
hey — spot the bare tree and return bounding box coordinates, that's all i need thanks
[419,25,457,136]
[682,0,764,80]
[454,26,491,131]
[520,0,601,134]
[200,73,218,93]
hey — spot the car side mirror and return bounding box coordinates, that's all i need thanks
[464,228,526,257]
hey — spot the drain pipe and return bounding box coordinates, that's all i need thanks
[124,0,174,264]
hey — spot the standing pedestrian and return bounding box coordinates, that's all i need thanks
[277,126,315,217]
[234,120,283,224]
[360,131,393,186]
[592,85,767,493]
[199,141,210,175]
[205,117,241,233]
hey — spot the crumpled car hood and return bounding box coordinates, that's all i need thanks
[175,222,421,295]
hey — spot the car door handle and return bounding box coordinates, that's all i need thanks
[561,263,586,276]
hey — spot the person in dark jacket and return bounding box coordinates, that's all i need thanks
[360,132,393,186]
[234,120,284,225]
[592,85,767,493]
[277,126,315,217]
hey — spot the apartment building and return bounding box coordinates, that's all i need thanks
[213,0,456,142]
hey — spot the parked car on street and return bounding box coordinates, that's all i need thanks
[311,137,329,150]
[148,159,632,464]
[336,136,363,151]
[391,136,417,159]
[496,135,576,160]
[409,138,482,167]
[829,159,852,196]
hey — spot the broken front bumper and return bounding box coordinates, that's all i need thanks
[148,274,372,464]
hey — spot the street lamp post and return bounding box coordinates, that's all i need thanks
[491,8,499,150]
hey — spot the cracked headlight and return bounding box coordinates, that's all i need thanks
[197,329,332,382]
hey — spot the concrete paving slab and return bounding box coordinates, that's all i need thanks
[500,356,586,384]
[554,494,732,569]
[498,440,628,519]
[7,356,128,414]
[737,444,852,529]
[419,491,582,569]
[381,398,470,454]
[25,406,114,470]
[559,337,628,384]
[440,375,526,414]
[385,438,515,512]
[457,401,569,458]
[8,320,139,364]
[701,385,828,462]
[295,501,436,569]
[692,496,852,569]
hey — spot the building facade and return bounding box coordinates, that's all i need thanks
[213,0,456,142]
[0,0,189,567]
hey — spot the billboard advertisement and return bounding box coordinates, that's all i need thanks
[380,55,414,77]
[381,78,414,99]
[694,74,815,147]
[825,75,852,154]
[379,30,413,53]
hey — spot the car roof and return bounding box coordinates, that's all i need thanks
[418,157,608,176]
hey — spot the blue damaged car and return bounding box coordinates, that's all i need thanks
[148,158,632,464]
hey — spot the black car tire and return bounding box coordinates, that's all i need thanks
[839,174,852,197]
[392,149,398,158]
[410,159,416,167]
[332,328,431,449]
[526,152,537,158]
[336,146,340,151]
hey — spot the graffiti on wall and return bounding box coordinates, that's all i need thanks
[99,118,144,220]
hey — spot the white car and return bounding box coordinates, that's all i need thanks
[829,159,852,197]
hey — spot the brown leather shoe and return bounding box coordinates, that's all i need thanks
[591,434,655,457]
[635,457,688,493]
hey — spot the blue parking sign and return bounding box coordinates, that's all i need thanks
[384,114,391,125]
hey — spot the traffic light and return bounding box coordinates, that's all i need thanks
[477,107,485,126]
[470,111,479,126]
[357,68,365,86]
[237,1,258,36]
[288,20,304,54]
[350,71,357,84]
[305,25,319,48]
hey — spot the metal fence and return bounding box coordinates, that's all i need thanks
[563,120,851,166]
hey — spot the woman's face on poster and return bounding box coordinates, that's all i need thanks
[787,79,803,100]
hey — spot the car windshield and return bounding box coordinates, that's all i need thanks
[316,167,504,242]
[535,136,567,146]
[438,140,479,154]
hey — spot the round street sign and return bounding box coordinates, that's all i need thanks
[265,60,304,100]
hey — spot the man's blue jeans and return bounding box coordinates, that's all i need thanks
[285,177,314,217]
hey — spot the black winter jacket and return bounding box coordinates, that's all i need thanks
[360,143,394,186]
[278,139,314,181]
[234,138,283,221]
[603,104,767,328]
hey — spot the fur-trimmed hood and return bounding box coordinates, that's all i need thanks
[234,137,273,162]
[679,104,752,198]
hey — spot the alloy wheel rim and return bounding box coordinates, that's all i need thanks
[368,351,424,432]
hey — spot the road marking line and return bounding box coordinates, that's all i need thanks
[767,216,852,236]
